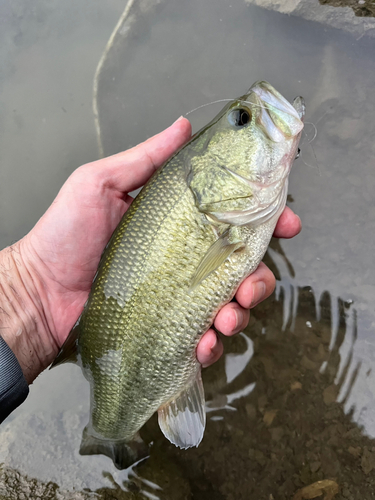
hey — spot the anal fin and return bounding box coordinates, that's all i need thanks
[158,369,206,449]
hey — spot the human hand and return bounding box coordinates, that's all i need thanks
[0,117,301,382]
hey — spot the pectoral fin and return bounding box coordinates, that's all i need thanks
[158,369,206,449]
[189,233,244,290]
[50,324,80,368]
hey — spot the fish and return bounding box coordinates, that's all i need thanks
[52,81,305,469]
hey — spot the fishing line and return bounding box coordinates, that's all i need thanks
[185,99,238,116]
[299,122,321,175]
[314,108,330,127]
[304,122,317,144]
[184,99,270,117]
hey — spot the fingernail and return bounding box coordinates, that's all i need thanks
[297,215,302,232]
[172,115,184,124]
[251,281,266,307]
[210,333,218,354]
[234,309,244,330]
[202,335,218,368]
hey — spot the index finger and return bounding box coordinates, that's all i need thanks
[273,206,301,239]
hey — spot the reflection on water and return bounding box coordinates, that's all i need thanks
[1,0,375,498]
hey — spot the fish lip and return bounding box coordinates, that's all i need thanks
[241,81,304,143]
[249,80,301,121]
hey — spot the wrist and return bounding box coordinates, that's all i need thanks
[0,243,57,383]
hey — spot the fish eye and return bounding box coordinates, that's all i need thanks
[228,108,251,127]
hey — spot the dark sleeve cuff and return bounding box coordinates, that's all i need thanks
[0,336,29,423]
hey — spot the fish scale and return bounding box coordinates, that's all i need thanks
[83,163,271,437]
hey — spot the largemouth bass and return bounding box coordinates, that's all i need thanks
[53,81,305,469]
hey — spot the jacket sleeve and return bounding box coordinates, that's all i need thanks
[0,336,29,423]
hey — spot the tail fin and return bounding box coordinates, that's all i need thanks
[79,426,149,470]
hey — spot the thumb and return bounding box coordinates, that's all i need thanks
[88,117,192,194]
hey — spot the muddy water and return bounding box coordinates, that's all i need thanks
[1,0,375,498]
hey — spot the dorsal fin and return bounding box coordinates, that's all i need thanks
[50,323,80,368]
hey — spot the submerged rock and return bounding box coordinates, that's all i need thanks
[245,0,375,37]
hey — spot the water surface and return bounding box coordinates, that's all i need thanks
[1,0,375,498]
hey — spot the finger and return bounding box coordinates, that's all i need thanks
[214,302,250,337]
[197,329,224,368]
[90,117,192,194]
[235,262,276,309]
[273,206,301,239]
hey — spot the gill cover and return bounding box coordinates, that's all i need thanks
[188,81,305,227]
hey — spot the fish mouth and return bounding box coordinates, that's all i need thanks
[247,81,305,142]
[251,81,301,119]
